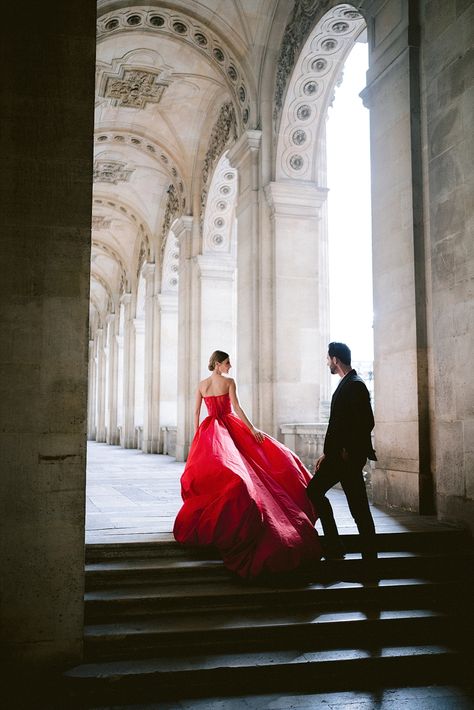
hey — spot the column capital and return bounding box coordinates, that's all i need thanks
[120,291,132,306]
[133,318,145,334]
[173,215,194,240]
[196,254,236,280]
[227,130,262,169]
[141,261,156,280]
[158,292,178,313]
[264,180,328,218]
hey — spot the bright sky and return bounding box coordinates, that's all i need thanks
[326,41,373,363]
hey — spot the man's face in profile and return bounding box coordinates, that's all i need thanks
[327,354,338,375]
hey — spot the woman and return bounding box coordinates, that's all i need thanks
[173,350,321,578]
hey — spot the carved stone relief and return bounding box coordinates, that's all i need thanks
[101,68,169,108]
[97,7,250,127]
[200,103,238,223]
[274,0,333,119]
[161,185,180,247]
[93,160,134,184]
[91,215,112,230]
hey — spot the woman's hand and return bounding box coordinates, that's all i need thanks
[251,427,265,443]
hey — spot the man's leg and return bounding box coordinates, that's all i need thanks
[307,458,345,558]
[340,465,377,560]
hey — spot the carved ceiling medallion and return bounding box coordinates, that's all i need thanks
[93,160,134,184]
[101,68,170,108]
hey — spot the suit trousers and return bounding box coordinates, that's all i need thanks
[307,455,376,558]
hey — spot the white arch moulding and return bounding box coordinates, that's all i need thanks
[276,4,366,181]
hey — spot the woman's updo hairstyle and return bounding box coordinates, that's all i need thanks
[208,350,229,372]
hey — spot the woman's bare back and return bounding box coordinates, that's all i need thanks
[199,373,233,397]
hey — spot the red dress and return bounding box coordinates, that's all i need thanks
[173,393,321,578]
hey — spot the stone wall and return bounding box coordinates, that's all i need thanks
[0,5,96,667]
[421,0,474,530]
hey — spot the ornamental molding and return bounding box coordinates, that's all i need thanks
[92,238,130,290]
[91,271,115,312]
[274,0,333,119]
[94,131,187,211]
[136,240,147,277]
[202,154,237,255]
[93,159,134,184]
[160,185,181,248]
[97,6,251,127]
[92,197,151,241]
[276,4,366,181]
[161,229,180,293]
[200,103,238,223]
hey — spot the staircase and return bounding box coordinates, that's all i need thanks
[65,528,473,707]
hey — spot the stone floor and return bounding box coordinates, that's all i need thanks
[85,442,457,544]
[91,685,474,709]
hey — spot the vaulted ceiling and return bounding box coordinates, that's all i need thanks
[90,0,283,326]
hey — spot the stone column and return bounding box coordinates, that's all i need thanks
[197,254,236,372]
[133,318,145,445]
[141,263,160,453]
[265,181,328,429]
[0,1,96,670]
[175,216,201,461]
[121,293,137,449]
[158,292,178,434]
[361,0,432,512]
[105,313,119,445]
[87,339,97,440]
[95,327,107,442]
[228,130,262,421]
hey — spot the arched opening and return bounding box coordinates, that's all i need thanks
[199,151,238,376]
[273,4,367,453]
[326,36,373,399]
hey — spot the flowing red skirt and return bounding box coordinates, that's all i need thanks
[173,394,321,578]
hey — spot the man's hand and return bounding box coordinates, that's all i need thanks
[314,453,326,472]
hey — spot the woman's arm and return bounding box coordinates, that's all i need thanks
[228,379,264,443]
[193,388,203,433]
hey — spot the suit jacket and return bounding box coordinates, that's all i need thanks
[324,369,376,464]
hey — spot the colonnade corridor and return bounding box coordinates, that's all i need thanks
[85,441,450,545]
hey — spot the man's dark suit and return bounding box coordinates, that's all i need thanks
[307,369,377,558]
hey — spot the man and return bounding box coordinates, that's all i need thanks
[307,342,377,564]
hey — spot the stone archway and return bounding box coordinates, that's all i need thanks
[267,4,366,437]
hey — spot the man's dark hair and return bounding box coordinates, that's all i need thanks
[328,342,351,366]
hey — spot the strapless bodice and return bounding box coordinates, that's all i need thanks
[204,392,232,418]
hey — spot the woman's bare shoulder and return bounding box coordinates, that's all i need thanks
[198,377,212,395]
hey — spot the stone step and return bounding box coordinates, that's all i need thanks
[83,607,463,661]
[84,528,470,563]
[84,577,466,622]
[84,549,474,589]
[66,643,473,705]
